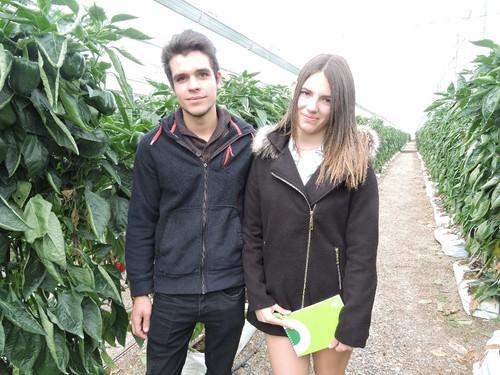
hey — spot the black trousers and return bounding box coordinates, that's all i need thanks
[146,287,245,375]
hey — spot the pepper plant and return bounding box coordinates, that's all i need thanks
[0,0,151,373]
[416,39,499,302]
[356,116,409,172]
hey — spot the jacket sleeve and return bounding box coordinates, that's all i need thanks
[335,166,379,348]
[125,135,160,297]
[242,159,276,311]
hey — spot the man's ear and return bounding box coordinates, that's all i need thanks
[216,71,222,87]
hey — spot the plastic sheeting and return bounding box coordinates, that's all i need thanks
[473,330,500,375]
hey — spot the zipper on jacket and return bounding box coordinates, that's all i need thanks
[201,161,208,294]
[301,206,315,308]
[271,172,314,308]
[335,247,342,291]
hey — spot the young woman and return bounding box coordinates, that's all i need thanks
[242,54,379,375]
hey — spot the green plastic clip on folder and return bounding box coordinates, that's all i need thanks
[276,295,344,356]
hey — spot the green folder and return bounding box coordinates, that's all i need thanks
[280,295,344,356]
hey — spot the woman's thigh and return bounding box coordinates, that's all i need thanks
[312,348,352,375]
[265,334,310,375]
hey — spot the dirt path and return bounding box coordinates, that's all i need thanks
[234,144,497,375]
[114,143,497,374]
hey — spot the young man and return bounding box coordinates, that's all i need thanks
[125,30,255,375]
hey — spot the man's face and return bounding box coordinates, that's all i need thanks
[169,51,221,119]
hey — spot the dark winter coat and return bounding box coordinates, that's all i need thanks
[242,125,379,348]
[125,108,254,297]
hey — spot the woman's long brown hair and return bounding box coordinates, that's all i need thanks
[276,54,370,189]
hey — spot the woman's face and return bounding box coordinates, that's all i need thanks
[295,71,332,138]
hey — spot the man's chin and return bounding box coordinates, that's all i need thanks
[182,106,213,119]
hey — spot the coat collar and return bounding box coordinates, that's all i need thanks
[263,128,341,205]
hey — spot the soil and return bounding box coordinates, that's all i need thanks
[113,143,498,374]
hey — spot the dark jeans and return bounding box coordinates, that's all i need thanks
[146,286,245,375]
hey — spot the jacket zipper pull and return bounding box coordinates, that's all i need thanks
[309,208,314,231]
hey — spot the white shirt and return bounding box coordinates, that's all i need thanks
[288,138,324,186]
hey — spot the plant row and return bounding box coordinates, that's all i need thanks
[416,39,499,302]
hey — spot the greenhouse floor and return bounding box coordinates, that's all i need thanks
[111,143,497,374]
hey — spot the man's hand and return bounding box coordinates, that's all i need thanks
[255,304,291,327]
[328,338,353,352]
[131,295,152,339]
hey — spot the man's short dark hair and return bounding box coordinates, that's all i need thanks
[161,29,220,87]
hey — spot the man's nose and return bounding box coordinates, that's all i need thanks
[188,76,200,90]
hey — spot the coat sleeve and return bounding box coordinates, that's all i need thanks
[125,135,160,297]
[335,166,379,347]
[242,159,276,311]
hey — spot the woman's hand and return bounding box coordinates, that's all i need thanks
[328,338,353,352]
[255,304,291,327]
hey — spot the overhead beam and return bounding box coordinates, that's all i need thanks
[154,0,299,74]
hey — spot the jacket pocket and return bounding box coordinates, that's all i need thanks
[158,208,202,276]
[206,206,242,271]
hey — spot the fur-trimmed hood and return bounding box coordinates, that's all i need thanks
[252,124,379,160]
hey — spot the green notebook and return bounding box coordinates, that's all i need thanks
[278,295,344,356]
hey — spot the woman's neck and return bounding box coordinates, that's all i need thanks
[295,129,325,150]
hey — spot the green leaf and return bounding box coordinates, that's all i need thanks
[101,349,117,369]
[53,0,79,14]
[38,52,60,109]
[0,45,13,93]
[118,27,152,40]
[22,253,47,299]
[113,46,143,65]
[38,253,65,285]
[47,170,61,194]
[97,265,121,302]
[472,200,490,221]
[85,188,111,240]
[24,194,52,243]
[33,341,61,375]
[110,13,138,23]
[82,298,102,342]
[47,111,80,154]
[59,87,91,130]
[0,299,46,335]
[35,33,68,68]
[482,87,500,120]
[4,321,43,373]
[492,184,500,210]
[0,85,14,109]
[105,47,133,105]
[0,233,8,265]
[88,4,107,23]
[471,39,498,50]
[110,196,128,235]
[0,194,30,231]
[12,181,32,208]
[31,88,80,154]
[0,319,4,354]
[33,212,67,269]
[101,159,121,185]
[113,302,128,346]
[68,265,95,290]
[21,135,49,176]
[480,174,499,190]
[50,291,84,338]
